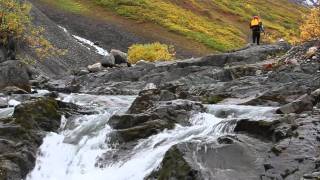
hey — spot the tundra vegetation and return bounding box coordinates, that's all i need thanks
[0,0,64,60]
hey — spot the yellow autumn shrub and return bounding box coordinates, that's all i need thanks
[128,42,175,64]
[300,6,320,41]
[0,0,64,60]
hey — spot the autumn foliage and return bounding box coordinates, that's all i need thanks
[128,42,175,64]
[300,6,320,41]
[0,0,64,60]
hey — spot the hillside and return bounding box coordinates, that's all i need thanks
[31,0,308,54]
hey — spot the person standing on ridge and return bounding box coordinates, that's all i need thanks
[250,16,264,45]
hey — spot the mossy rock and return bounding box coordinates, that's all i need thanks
[201,95,226,104]
[147,145,200,180]
[12,97,61,131]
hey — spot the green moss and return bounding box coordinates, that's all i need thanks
[202,95,226,104]
[39,0,87,14]
[13,97,61,131]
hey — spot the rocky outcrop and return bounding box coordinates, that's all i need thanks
[276,88,320,114]
[109,88,205,143]
[0,60,31,93]
[0,97,61,180]
[148,135,270,180]
[147,145,202,180]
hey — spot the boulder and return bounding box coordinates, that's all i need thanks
[306,46,318,59]
[128,89,161,114]
[234,119,281,141]
[276,89,320,114]
[0,60,31,93]
[110,49,128,65]
[87,63,102,73]
[148,136,268,180]
[147,145,202,180]
[101,54,115,68]
[109,100,204,143]
[0,86,29,95]
[0,97,62,180]
[109,87,204,143]
[13,97,61,131]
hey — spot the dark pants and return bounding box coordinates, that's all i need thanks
[252,31,260,45]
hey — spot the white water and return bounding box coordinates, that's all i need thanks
[27,93,278,180]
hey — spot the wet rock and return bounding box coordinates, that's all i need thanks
[0,97,62,180]
[0,60,31,93]
[147,145,202,180]
[101,54,115,68]
[87,63,102,73]
[234,119,281,141]
[149,135,269,180]
[128,89,161,114]
[110,99,204,143]
[111,119,174,143]
[303,172,320,179]
[108,113,159,130]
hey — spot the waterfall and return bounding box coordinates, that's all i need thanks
[27,93,277,180]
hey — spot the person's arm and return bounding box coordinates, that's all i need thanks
[259,22,265,32]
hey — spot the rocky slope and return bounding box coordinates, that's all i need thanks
[30,0,307,54]
[1,38,319,179]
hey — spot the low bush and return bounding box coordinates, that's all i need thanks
[0,0,64,60]
[300,6,320,41]
[128,42,175,64]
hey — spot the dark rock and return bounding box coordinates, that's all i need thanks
[101,54,115,68]
[159,90,176,101]
[149,135,269,180]
[110,99,204,143]
[217,136,235,144]
[147,145,202,180]
[0,46,7,63]
[0,97,62,180]
[111,119,174,143]
[0,60,31,93]
[110,49,128,65]
[108,113,159,130]
[178,43,290,68]
[234,119,281,141]
[128,89,161,114]
[44,78,80,93]
[13,97,61,131]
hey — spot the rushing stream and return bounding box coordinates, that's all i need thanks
[26,93,277,180]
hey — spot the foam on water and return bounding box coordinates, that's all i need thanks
[27,94,278,180]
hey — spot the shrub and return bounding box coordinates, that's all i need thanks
[300,6,320,41]
[128,42,175,64]
[0,0,64,60]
